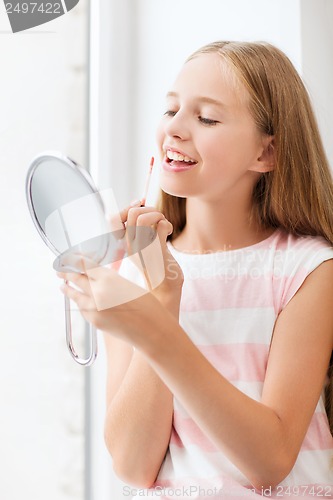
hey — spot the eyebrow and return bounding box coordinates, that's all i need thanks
[166,91,227,109]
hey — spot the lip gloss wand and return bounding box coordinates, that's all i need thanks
[140,156,154,207]
[136,156,155,290]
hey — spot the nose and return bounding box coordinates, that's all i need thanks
[164,110,190,140]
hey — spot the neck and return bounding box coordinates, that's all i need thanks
[172,197,273,253]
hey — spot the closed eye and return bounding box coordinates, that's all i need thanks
[164,110,219,125]
[164,110,177,117]
[198,116,219,126]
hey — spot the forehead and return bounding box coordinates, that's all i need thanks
[169,53,248,107]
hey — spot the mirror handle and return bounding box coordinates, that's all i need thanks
[64,293,98,366]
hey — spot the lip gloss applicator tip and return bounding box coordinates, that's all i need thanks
[141,156,154,207]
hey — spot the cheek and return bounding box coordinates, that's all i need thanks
[204,128,258,167]
[200,135,228,165]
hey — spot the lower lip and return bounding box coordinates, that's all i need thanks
[162,159,198,173]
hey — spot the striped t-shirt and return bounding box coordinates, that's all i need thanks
[126,228,333,499]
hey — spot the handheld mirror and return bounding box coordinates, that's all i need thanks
[26,152,159,366]
[26,152,108,366]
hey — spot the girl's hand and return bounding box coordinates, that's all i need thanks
[56,203,183,336]
[57,266,167,345]
[107,203,184,313]
[124,204,184,308]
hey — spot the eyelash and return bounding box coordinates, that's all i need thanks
[164,110,219,126]
[199,117,219,126]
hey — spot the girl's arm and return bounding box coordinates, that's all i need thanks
[101,206,182,487]
[102,301,177,487]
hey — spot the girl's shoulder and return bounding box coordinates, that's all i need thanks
[274,227,332,248]
[271,229,333,313]
[271,228,333,266]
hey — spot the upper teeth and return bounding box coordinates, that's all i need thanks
[167,150,195,162]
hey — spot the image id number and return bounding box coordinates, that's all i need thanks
[5,3,62,14]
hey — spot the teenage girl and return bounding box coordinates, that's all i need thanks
[57,41,333,498]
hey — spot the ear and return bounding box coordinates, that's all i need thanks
[249,136,275,173]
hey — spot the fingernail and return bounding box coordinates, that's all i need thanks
[130,199,141,207]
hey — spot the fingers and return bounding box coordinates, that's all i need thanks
[108,212,126,236]
[107,202,162,240]
[60,281,92,311]
[136,212,165,227]
[60,266,148,313]
[108,200,142,232]
[57,270,93,291]
[126,206,163,235]
[108,203,172,237]
[107,200,143,236]
[80,262,118,283]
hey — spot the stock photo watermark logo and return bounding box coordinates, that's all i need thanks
[4,0,80,33]
[55,227,167,311]
[46,188,167,310]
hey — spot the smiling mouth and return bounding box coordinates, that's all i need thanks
[166,150,197,166]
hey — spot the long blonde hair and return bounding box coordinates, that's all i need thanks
[157,41,333,434]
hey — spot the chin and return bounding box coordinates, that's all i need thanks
[160,183,189,198]
[160,177,195,198]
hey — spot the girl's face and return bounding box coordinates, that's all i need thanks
[156,53,267,203]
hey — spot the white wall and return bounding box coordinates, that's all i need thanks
[300,0,333,165]
[90,0,333,499]
[0,2,88,499]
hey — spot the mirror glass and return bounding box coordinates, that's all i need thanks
[29,155,99,250]
[26,152,110,270]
